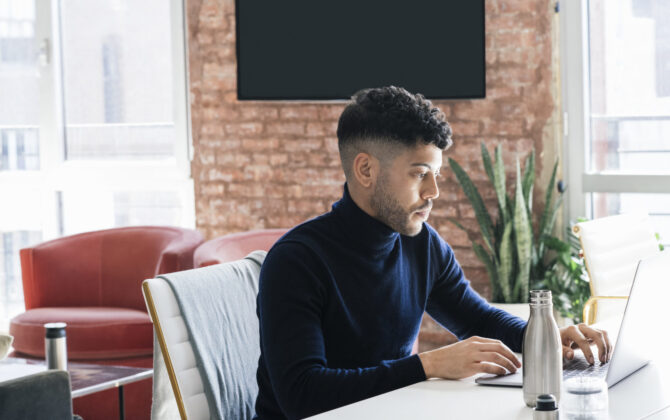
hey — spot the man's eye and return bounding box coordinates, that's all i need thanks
[417,173,427,179]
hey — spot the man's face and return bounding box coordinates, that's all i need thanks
[369,142,443,236]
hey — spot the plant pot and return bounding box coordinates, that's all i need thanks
[489,302,571,327]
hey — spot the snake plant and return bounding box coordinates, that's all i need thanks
[448,143,563,303]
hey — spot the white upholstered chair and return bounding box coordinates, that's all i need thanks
[573,212,661,324]
[142,251,265,420]
[143,276,208,420]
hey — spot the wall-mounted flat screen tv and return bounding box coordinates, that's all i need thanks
[236,0,485,100]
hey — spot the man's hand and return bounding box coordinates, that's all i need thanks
[559,323,612,364]
[418,336,521,379]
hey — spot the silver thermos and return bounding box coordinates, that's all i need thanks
[45,322,67,370]
[523,290,562,407]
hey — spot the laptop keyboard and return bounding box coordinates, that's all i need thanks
[563,356,609,380]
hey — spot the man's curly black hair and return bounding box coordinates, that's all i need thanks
[336,86,452,178]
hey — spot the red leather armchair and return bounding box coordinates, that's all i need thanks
[194,228,288,267]
[9,226,203,420]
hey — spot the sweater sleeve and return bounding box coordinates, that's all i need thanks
[257,242,426,419]
[425,232,527,352]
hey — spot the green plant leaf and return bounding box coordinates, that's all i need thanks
[522,149,535,214]
[513,158,532,302]
[473,242,501,301]
[497,223,514,302]
[493,145,509,224]
[522,151,536,268]
[481,142,496,188]
[544,195,564,242]
[539,159,559,240]
[543,236,571,254]
[446,217,472,236]
[655,232,665,251]
[559,252,571,268]
[484,143,505,250]
[566,224,582,253]
[448,157,496,254]
[537,161,561,260]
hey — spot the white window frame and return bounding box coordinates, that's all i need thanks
[0,0,194,241]
[560,0,670,225]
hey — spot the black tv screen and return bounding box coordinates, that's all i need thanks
[236,0,485,100]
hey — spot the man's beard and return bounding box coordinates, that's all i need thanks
[370,177,429,237]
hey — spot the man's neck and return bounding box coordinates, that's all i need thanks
[347,184,377,220]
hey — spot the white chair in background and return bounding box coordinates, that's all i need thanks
[142,251,265,420]
[573,212,661,325]
[143,277,207,420]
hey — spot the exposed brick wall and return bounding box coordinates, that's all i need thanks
[186,0,559,351]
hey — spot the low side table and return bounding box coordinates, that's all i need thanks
[0,357,152,420]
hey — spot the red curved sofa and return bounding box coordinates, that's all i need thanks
[194,228,288,268]
[9,226,203,420]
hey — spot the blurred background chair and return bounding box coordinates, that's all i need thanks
[142,251,266,420]
[9,226,203,420]
[194,228,287,267]
[0,370,74,420]
[573,213,661,325]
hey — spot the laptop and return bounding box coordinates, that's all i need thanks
[476,251,669,388]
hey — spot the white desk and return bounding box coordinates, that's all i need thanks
[309,359,670,420]
[647,405,670,420]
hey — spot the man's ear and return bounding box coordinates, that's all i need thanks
[352,152,379,189]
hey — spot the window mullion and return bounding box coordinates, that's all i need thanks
[560,0,591,227]
[583,174,670,194]
[35,0,66,240]
[171,0,192,177]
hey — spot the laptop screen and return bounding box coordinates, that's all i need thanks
[605,251,669,386]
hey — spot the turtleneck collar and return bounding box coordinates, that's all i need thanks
[331,183,400,255]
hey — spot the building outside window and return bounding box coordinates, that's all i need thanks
[0,0,194,330]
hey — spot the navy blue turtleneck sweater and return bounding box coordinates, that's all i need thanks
[254,185,526,419]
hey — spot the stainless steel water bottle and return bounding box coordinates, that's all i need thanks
[523,290,562,407]
[45,322,67,370]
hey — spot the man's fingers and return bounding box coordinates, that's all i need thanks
[477,342,521,368]
[579,324,608,363]
[562,345,574,360]
[603,330,613,362]
[478,362,507,377]
[477,351,518,373]
[567,326,595,364]
[468,336,505,345]
[563,325,581,348]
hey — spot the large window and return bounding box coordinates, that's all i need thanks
[561,0,670,247]
[0,0,194,330]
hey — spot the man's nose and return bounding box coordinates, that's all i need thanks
[422,174,440,200]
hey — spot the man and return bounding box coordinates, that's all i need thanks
[254,86,611,419]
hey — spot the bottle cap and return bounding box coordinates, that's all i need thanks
[530,290,552,305]
[535,394,558,411]
[44,322,67,339]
